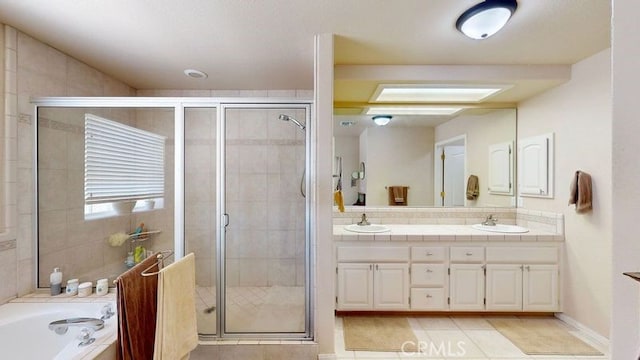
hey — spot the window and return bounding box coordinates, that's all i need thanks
[84,114,166,218]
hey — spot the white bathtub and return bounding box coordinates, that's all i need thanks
[0,301,117,360]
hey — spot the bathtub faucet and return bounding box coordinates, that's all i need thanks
[48,317,104,335]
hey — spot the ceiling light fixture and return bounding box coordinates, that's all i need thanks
[456,0,518,40]
[372,115,392,126]
[366,106,463,116]
[184,69,208,79]
[372,84,511,103]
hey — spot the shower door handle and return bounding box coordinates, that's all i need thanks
[223,213,229,228]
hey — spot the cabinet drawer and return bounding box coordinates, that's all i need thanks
[411,264,446,286]
[486,247,558,263]
[450,247,484,262]
[411,247,447,262]
[411,288,446,310]
[337,246,409,262]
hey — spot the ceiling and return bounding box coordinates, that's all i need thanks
[0,0,611,93]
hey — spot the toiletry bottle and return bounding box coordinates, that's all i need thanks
[50,267,62,296]
[96,278,109,296]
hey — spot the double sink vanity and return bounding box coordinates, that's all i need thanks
[333,208,563,314]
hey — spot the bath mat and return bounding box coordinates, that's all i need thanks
[343,316,417,352]
[488,318,603,356]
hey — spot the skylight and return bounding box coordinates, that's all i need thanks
[371,84,510,103]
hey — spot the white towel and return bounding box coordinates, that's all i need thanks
[153,253,198,360]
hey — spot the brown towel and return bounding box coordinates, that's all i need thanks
[466,175,479,200]
[153,253,198,360]
[568,170,592,213]
[388,186,408,206]
[116,255,159,360]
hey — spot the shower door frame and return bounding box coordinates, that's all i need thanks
[31,97,314,340]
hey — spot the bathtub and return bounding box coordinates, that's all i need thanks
[0,301,117,360]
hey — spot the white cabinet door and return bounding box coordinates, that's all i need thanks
[519,133,554,197]
[374,263,410,310]
[337,263,373,310]
[523,264,559,311]
[486,264,523,311]
[449,264,484,311]
[488,142,513,194]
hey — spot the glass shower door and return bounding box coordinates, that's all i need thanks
[222,105,308,334]
[184,107,218,335]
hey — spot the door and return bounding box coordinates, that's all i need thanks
[486,264,522,311]
[519,134,551,196]
[444,146,466,206]
[449,264,485,310]
[223,105,309,334]
[523,264,559,311]
[337,263,374,310]
[488,142,513,194]
[374,263,410,310]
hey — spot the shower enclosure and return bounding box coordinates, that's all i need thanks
[34,98,312,339]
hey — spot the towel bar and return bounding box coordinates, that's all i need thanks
[140,250,174,277]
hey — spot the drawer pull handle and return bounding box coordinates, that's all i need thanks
[525,265,530,271]
[426,269,433,273]
[369,264,373,270]
[426,294,433,298]
[465,252,473,256]
[426,252,433,256]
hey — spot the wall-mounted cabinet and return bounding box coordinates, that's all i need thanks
[488,141,513,195]
[518,133,554,198]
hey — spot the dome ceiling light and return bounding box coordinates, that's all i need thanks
[456,0,518,40]
[372,115,392,126]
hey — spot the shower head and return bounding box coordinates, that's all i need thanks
[279,114,306,131]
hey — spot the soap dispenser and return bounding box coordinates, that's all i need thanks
[50,267,62,296]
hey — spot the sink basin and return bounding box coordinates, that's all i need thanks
[472,224,529,233]
[344,224,391,233]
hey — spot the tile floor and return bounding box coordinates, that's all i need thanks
[195,285,306,334]
[335,315,610,360]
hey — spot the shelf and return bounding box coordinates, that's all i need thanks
[623,272,640,283]
[129,229,161,242]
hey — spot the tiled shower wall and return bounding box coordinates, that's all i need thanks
[1,25,136,302]
[36,107,175,287]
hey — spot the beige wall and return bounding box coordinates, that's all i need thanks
[0,25,136,302]
[518,48,612,337]
[361,126,435,206]
[612,0,640,357]
[435,109,516,207]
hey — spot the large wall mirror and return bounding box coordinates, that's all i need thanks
[333,108,516,208]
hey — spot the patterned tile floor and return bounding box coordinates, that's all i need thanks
[195,286,305,334]
[335,315,610,360]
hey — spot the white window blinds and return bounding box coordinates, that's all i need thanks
[84,114,166,205]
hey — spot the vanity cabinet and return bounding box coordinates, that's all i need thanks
[337,263,409,310]
[485,247,559,311]
[336,247,410,310]
[335,243,560,313]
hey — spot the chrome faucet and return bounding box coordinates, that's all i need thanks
[49,317,104,335]
[357,213,370,226]
[482,214,498,226]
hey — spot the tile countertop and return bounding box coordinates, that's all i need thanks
[333,224,563,242]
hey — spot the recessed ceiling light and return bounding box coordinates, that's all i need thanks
[371,84,510,103]
[184,69,208,79]
[366,106,463,116]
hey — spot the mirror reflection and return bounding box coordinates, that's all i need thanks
[333,108,516,207]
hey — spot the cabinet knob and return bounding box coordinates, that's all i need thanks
[525,265,530,271]
[369,264,373,270]
[426,294,432,298]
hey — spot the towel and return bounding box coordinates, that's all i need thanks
[387,186,408,206]
[116,255,158,360]
[466,175,479,200]
[153,253,198,360]
[568,170,592,213]
[334,190,345,212]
